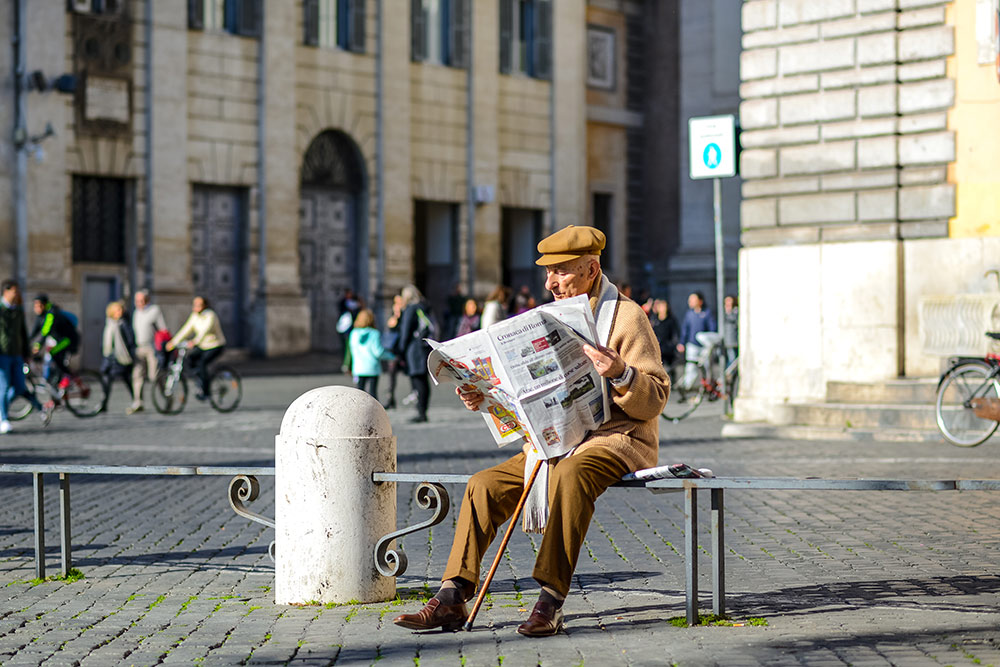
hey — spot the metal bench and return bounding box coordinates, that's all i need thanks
[6,464,999,626]
[372,473,1000,625]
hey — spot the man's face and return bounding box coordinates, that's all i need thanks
[2,286,18,304]
[33,300,44,315]
[688,293,701,310]
[135,292,147,309]
[193,298,206,313]
[544,258,597,301]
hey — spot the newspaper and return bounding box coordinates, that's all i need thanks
[427,295,609,460]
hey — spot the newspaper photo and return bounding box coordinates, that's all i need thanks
[427,295,610,459]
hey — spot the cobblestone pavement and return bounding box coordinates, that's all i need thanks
[2,371,1000,666]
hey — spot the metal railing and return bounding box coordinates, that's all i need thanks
[0,464,275,580]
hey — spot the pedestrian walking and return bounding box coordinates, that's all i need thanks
[100,300,136,407]
[0,280,50,433]
[455,298,481,338]
[480,285,509,330]
[677,291,717,390]
[381,295,404,409]
[723,295,739,365]
[348,309,394,399]
[392,285,435,423]
[129,289,169,415]
[166,296,226,401]
[650,298,681,370]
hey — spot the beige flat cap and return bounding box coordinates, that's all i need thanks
[535,225,606,266]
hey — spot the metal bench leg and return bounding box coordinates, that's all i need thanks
[59,473,71,576]
[685,486,698,626]
[711,488,725,618]
[33,473,45,580]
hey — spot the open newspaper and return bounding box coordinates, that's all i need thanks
[427,294,609,460]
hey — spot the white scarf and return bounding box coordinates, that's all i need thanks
[523,275,619,533]
[102,319,133,366]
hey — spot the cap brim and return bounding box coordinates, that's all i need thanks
[535,253,586,266]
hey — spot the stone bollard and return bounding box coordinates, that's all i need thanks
[275,386,396,605]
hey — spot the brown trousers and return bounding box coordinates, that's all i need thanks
[443,447,630,598]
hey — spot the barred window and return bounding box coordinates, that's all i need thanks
[304,0,366,52]
[188,0,261,38]
[499,0,551,79]
[410,0,469,68]
[72,176,126,264]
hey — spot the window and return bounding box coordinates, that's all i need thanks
[411,0,469,67]
[72,176,127,264]
[499,0,551,79]
[304,0,366,52]
[188,0,262,38]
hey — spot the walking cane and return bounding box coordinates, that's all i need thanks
[463,458,544,632]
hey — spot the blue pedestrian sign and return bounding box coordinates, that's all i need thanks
[689,115,737,180]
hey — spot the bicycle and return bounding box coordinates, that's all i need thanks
[935,332,1000,447]
[151,345,243,415]
[8,355,108,421]
[661,332,739,422]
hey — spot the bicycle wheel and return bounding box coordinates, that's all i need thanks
[8,374,42,421]
[208,366,242,413]
[662,365,706,422]
[64,370,108,418]
[152,372,188,415]
[935,361,1000,447]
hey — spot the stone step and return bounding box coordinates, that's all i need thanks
[826,378,938,405]
[777,402,938,431]
[721,422,946,443]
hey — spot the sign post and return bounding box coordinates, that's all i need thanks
[688,114,737,325]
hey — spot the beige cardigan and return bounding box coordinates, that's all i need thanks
[573,273,671,472]
[168,309,226,351]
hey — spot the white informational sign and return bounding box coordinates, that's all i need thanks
[688,115,737,180]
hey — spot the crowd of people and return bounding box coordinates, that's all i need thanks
[0,277,228,434]
[342,277,739,423]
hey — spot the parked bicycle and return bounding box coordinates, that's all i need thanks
[661,332,739,422]
[152,345,243,415]
[8,355,108,421]
[935,332,1000,447]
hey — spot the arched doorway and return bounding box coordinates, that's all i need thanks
[299,130,366,352]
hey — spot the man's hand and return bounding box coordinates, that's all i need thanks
[582,343,626,379]
[456,384,485,412]
[676,343,685,353]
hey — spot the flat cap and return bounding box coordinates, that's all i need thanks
[535,225,606,266]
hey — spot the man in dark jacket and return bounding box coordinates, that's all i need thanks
[392,284,435,423]
[0,280,50,433]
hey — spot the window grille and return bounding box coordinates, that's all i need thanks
[72,176,126,264]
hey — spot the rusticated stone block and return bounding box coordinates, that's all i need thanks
[859,84,898,117]
[741,98,779,129]
[898,78,955,113]
[858,135,898,169]
[779,192,856,224]
[898,131,954,165]
[898,183,955,219]
[743,0,777,31]
[741,48,778,80]
[781,141,856,175]
[741,149,779,179]
[858,189,898,220]
[780,39,856,74]
[898,26,954,61]
[742,198,778,228]
[857,32,896,65]
[780,90,856,125]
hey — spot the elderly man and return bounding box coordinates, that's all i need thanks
[393,225,669,637]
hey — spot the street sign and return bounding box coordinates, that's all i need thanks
[689,115,737,180]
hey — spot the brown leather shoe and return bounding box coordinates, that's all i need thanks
[516,599,564,637]
[393,598,468,632]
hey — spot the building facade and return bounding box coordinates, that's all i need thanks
[736,0,1000,423]
[2,0,742,363]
